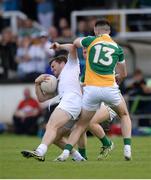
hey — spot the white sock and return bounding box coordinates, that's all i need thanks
[124,145,131,157]
[124,145,131,150]
[71,150,84,161]
[36,144,48,156]
[62,149,70,157]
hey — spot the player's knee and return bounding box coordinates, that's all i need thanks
[45,122,58,132]
[89,121,97,131]
[74,123,87,133]
[118,110,129,118]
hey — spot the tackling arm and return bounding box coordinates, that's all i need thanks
[73,37,84,48]
[50,42,77,60]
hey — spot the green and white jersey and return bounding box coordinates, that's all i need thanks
[80,34,125,86]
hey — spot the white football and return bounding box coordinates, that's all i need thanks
[40,75,57,94]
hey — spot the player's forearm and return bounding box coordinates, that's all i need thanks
[116,62,127,79]
[60,43,77,59]
[35,84,49,102]
[59,44,74,52]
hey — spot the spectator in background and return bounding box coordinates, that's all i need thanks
[56,18,75,43]
[48,26,59,42]
[0,28,17,79]
[127,69,151,127]
[39,31,55,59]
[58,17,69,29]
[22,33,49,81]
[15,35,31,79]
[87,16,97,35]
[127,69,151,96]
[39,31,55,75]
[58,17,69,35]
[18,18,40,38]
[36,0,54,29]
[76,20,88,37]
[13,88,41,135]
[57,27,75,43]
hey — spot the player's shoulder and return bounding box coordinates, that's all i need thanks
[81,36,96,47]
[83,35,96,41]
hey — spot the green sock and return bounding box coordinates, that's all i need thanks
[78,148,87,159]
[100,135,112,147]
[124,138,131,145]
[64,144,73,152]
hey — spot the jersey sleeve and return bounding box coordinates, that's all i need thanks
[118,46,125,63]
[81,36,94,48]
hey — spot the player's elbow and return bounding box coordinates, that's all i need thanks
[73,39,78,47]
[73,38,81,48]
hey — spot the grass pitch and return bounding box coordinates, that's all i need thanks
[0,134,151,179]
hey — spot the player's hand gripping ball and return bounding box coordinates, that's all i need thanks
[40,75,57,94]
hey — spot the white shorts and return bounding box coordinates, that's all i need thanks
[56,93,82,120]
[82,86,122,111]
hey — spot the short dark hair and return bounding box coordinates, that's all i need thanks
[49,55,67,65]
[95,19,110,29]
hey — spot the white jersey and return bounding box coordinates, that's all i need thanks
[58,54,82,98]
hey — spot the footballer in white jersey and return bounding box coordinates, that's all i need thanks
[21,43,84,161]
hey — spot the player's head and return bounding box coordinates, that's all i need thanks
[49,55,67,77]
[94,19,111,36]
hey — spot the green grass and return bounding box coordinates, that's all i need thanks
[0,134,151,179]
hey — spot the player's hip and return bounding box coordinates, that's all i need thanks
[57,93,82,120]
[82,86,122,111]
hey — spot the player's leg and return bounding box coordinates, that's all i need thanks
[100,87,132,160]
[89,104,110,140]
[56,86,100,161]
[53,127,85,161]
[56,109,95,161]
[77,132,88,159]
[112,96,132,160]
[88,104,114,160]
[21,108,71,161]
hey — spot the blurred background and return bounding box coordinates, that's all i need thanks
[0,0,151,137]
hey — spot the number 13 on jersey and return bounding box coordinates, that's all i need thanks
[93,44,115,66]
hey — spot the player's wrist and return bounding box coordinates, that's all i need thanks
[35,81,41,86]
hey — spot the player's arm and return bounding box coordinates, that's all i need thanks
[74,36,94,48]
[115,46,127,84]
[50,42,77,60]
[116,61,127,84]
[73,37,85,48]
[35,74,54,102]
